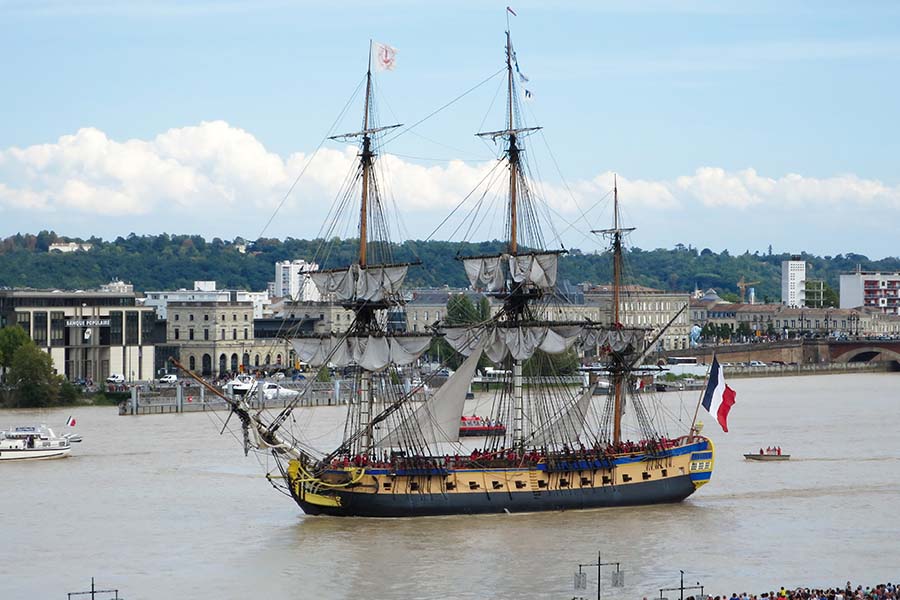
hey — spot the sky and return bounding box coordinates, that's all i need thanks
[1,0,899,258]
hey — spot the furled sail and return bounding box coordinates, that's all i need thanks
[443,324,583,363]
[508,252,559,290]
[527,386,593,446]
[310,264,409,303]
[290,334,431,371]
[462,252,560,292]
[463,256,506,291]
[377,346,484,447]
[581,328,646,354]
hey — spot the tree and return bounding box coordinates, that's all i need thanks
[823,283,839,308]
[7,340,60,407]
[0,325,30,383]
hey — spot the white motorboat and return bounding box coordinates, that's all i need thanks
[261,382,300,401]
[0,425,74,461]
[227,374,257,396]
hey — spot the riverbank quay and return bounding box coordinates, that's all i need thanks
[726,360,887,379]
[118,380,431,415]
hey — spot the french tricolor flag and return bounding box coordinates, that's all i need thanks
[66,416,76,427]
[701,356,736,432]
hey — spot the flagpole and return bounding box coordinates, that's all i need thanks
[689,352,714,434]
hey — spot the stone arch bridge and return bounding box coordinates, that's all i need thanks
[663,339,900,368]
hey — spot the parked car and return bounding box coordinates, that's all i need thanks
[159,374,178,384]
[748,360,767,367]
[106,373,125,384]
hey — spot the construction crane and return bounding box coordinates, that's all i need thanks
[737,276,760,303]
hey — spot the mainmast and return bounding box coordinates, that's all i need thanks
[592,175,635,445]
[506,31,518,254]
[360,62,372,268]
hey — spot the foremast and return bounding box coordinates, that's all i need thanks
[288,44,433,460]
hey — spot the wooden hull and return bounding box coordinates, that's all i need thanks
[744,454,790,461]
[288,438,714,517]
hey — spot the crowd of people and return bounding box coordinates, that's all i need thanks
[680,582,899,600]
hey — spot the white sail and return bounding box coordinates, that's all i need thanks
[508,252,559,290]
[290,334,430,371]
[444,324,582,363]
[462,255,506,291]
[377,346,483,447]
[528,386,593,446]
[310,264,409,302]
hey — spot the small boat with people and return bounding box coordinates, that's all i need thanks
[744,446,790,461]
[458,415,506,437]
[0,425,79,461]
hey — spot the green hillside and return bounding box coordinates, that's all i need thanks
[1,231,898,301]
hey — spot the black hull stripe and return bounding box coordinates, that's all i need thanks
[298,474,697,517]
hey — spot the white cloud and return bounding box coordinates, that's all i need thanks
[1,121,899,254]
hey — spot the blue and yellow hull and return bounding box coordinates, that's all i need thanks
[288,437,715,517]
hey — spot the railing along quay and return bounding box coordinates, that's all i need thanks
[119,380,432,415]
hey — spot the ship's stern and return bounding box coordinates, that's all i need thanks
[688,437,715,490]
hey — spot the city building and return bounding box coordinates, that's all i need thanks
[165,301,295,377]
[143,281,269,320]
[274,259,320,301]
[840,269,900,315]
[0,287,158,382]
[48,242,93,253]
[269,298,354,334]
[805,279,826,308]
[781,255,807,307]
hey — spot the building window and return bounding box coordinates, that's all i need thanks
[243,328,248,340]
[174,314,180,321]
[232,314,237,321]
[189,314,194,321]
[189,356,196,370]
[233,328,237,340]
[32,312,48,346]
[204,314,209,321]
[174,328,180,340]
[109,311,123,345]
[204,329,209,341]
[126,312,139,345]
[244,314,248,321]
[189,329,195,341]
[221,315,225,321]
[221,329,225,339]
[50,311,65,347]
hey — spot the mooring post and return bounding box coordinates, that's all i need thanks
[176,384,183,412]
[130,386,137,415]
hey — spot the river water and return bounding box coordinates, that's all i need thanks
[3,372,898,599]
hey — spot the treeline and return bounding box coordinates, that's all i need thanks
[1,231,899,301]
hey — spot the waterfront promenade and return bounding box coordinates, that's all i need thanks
[694,581,899,600]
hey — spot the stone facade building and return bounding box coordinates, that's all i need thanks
[165,301,294,377]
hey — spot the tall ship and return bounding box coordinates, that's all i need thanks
[174,26,715,517]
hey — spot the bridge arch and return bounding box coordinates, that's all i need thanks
[833,346,900,364]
